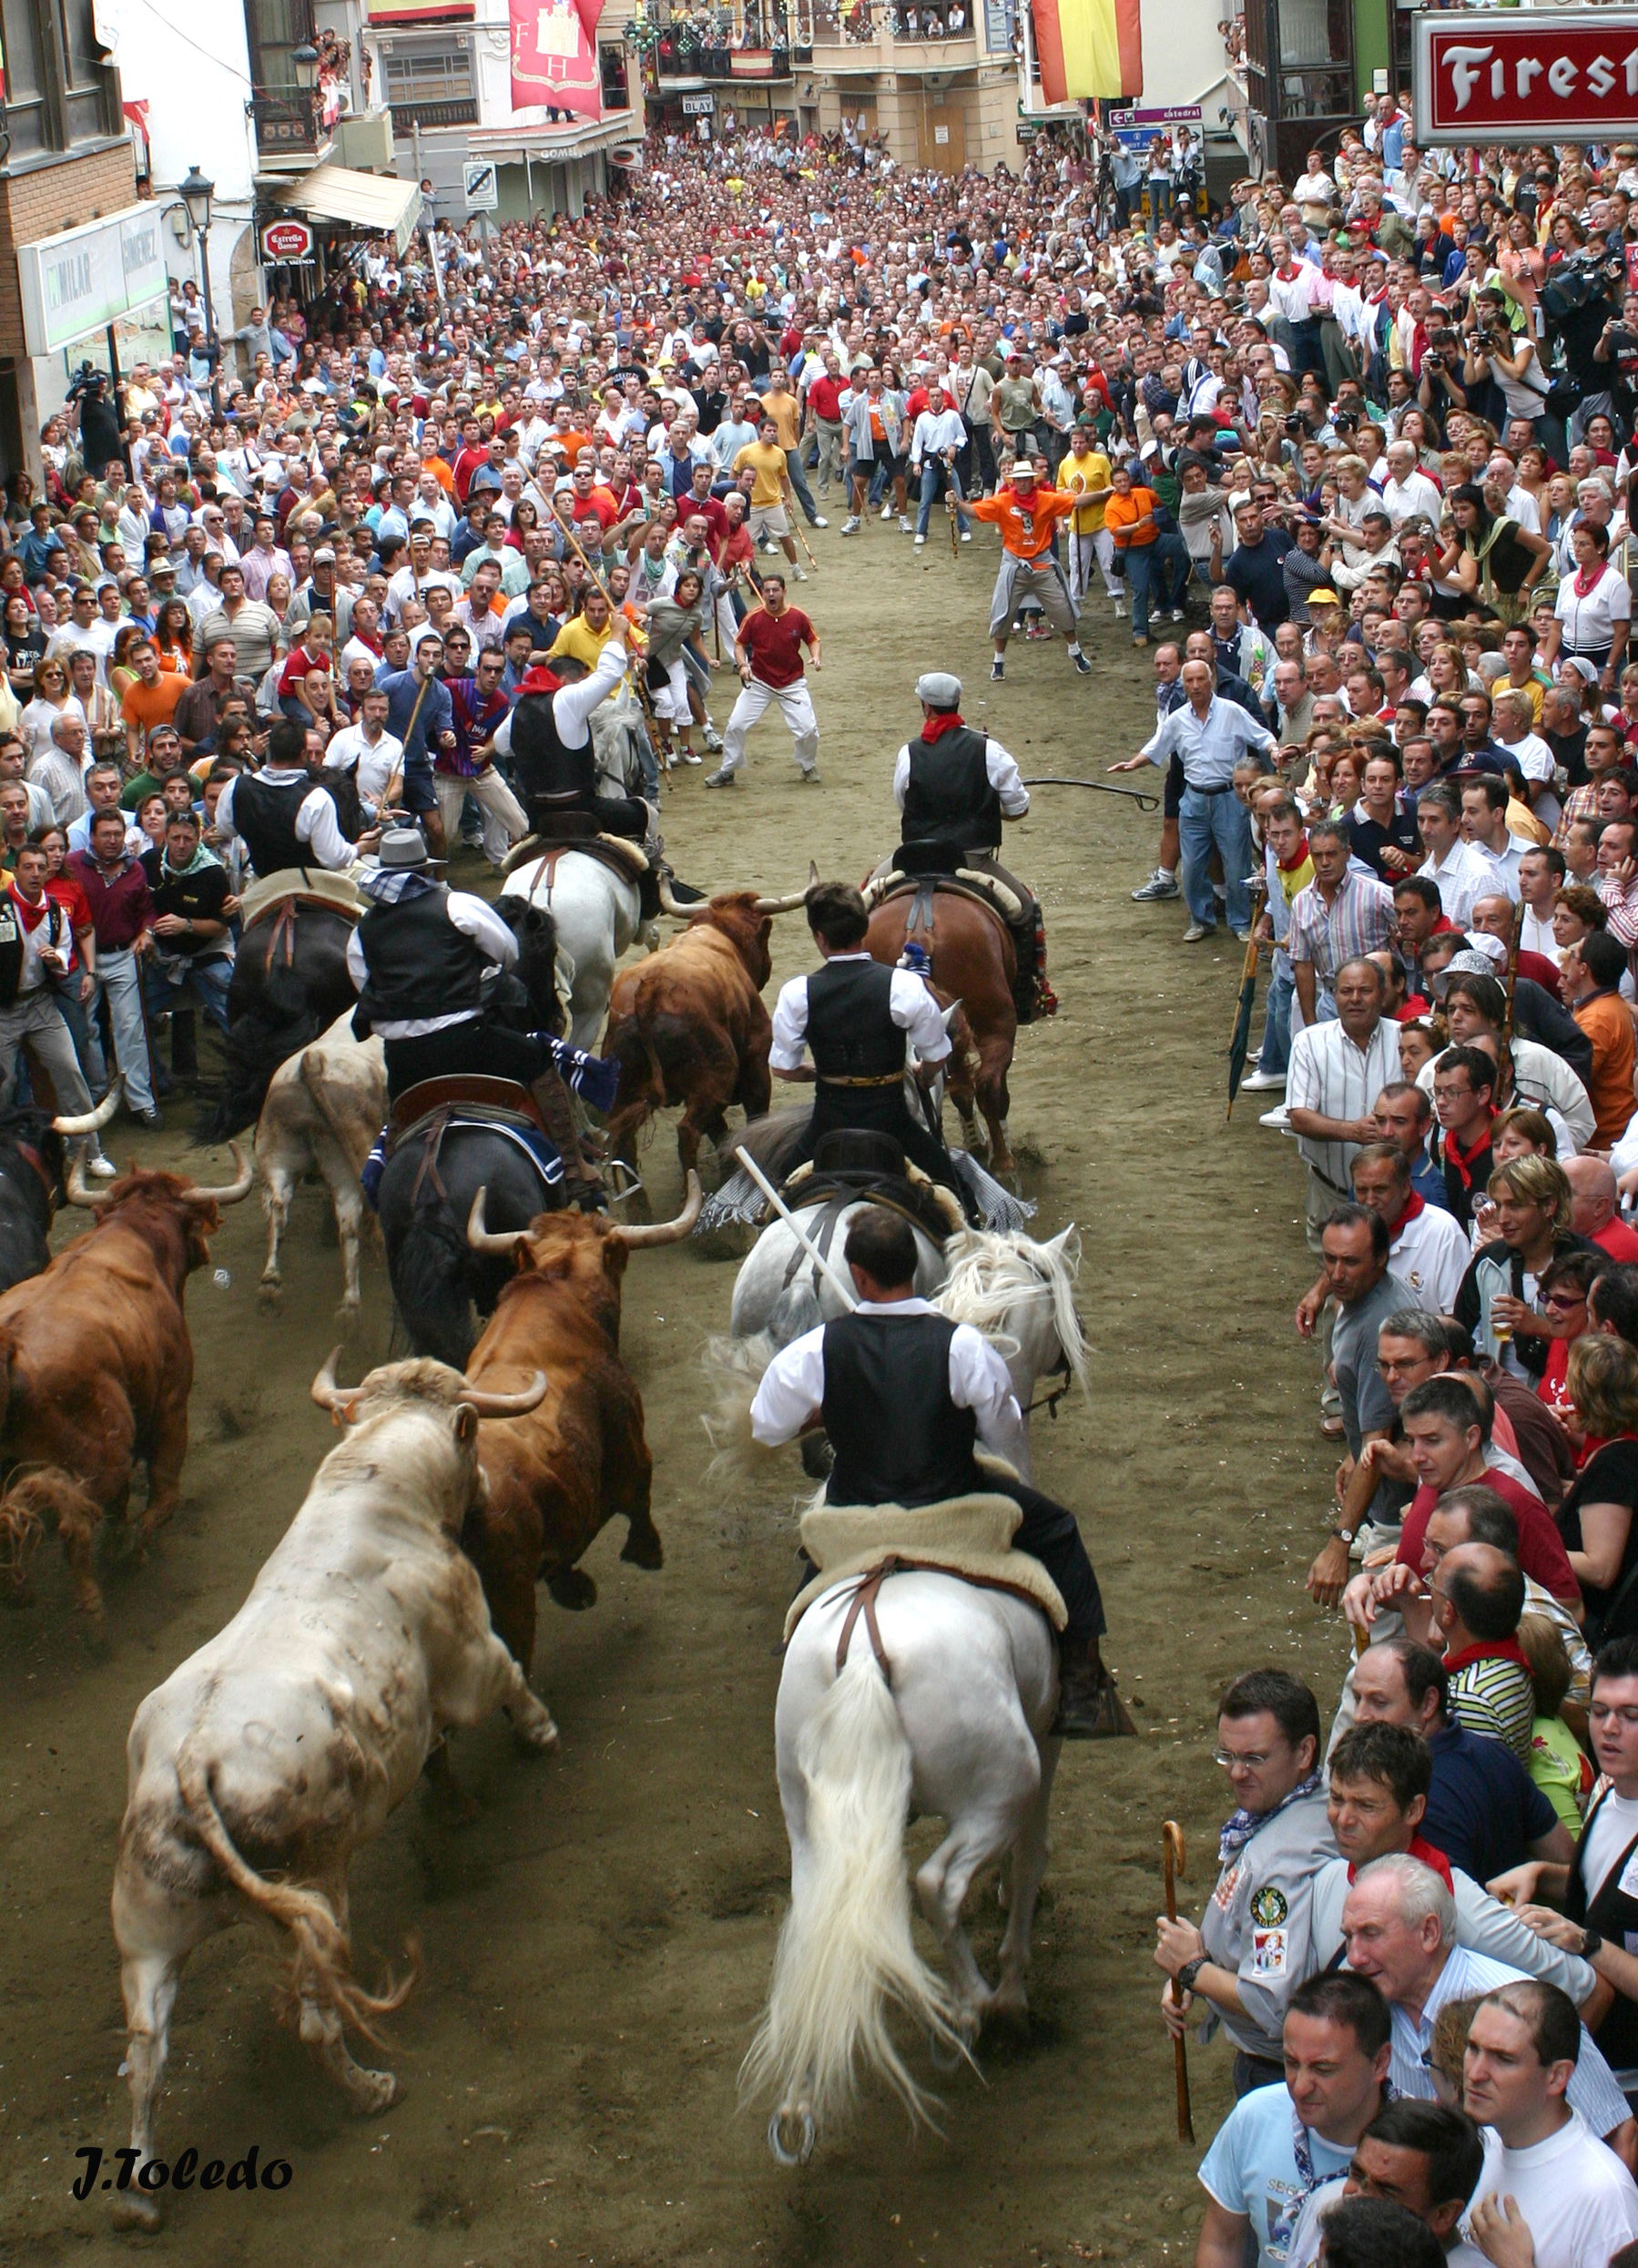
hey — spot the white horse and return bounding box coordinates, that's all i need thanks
[725,1221,1085,1480]
[742,1571,1060,2164]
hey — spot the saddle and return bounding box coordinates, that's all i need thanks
[784,1483,1067,1646]
[502,801,651,890]
[778,1130,965,1253]
[387,1076,562,1211]
[239,867,363,934]
[860,841,1023,929]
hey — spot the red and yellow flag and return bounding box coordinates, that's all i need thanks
[1032,0,1141,105]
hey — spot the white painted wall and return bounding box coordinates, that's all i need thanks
[1134,0,1231,109]
[93,0,259,323]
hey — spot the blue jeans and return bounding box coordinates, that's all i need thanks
[1257,956,1294,1076]
[914,459,972,537]
[1178,785,1253,933]
[1154,531,1192,611]
[1124,544,1155,637]
[144,952,232,1038]
[786,448,823,526]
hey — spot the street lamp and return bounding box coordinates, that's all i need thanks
[178,163,216,340]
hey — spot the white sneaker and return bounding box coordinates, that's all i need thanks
[961,531,972,542]
[1113,598,1126,616]
[792,564,809,580]
[1258,1103,1293,1131]
[899,514,912,533]
[914,533,926,546]
[880,501,893,521]
[1239,1068,1287,1092]
[86,1153,118,1179]
[1171,607,1185,622]
[842,515,860,534]
[1182,921,1215,943]
[811,515,829,529]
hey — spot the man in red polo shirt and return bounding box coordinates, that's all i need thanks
[707,575,820,789]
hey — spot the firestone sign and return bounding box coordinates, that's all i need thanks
[1414,9,1638,145]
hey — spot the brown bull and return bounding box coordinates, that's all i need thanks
[0,1150,252,1623]
[459,1171,703,1677]
[866,890,1018,1173]
[603,881,808,1177]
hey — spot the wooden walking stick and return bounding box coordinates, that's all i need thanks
[1163,1820,1195,2143]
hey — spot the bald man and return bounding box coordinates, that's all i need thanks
[1564,1153,1638,1262]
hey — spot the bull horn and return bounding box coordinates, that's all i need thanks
[310,1346,354,1415]
[658,872,707,920]
[178,1142,253,1207]
[457,1369,549,1419]
[466,1185,528,1259]
[499,834,542,880]
[753,859,821,917]
[615,1169,703,1248]
[64,1151,105,1207]
[51,1074,124,1138]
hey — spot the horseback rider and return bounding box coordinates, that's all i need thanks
[214,716,374,879]
[888,672,1054,1022]
[348,825,616,1209]
[490,615,667,920]
[749,1206,1131,1739]
[770,880,965,1201]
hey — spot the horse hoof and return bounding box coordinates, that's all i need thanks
[110,2185,163,2232]
[258,1277,281,1308]
[768,2106,816,2166]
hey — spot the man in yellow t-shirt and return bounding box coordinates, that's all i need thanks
[1057,419,1118,614]
[732,413,806,582]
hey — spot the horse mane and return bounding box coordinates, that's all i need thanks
[933,1228,1087,1398]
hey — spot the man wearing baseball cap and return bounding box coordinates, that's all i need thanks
[965,459,1091,681]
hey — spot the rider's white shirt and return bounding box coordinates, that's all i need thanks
[892,734,1030,825]
[769,952,952,1073]
[750,1296,1028,1472]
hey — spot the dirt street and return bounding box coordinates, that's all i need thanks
[0,514,1343,2268]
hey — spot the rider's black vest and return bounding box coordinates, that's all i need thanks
[510,690,595,807]
[821,1310,981,1508]
[355,885,487,1026]
[232,773,309,878]
[900,726,1002,848]
[806,958,902,1082]
[1566,1790,1638,2075]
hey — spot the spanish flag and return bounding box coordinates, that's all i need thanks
[1032,0,1141,103]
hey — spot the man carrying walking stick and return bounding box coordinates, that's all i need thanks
[1154,1670,1334,2098]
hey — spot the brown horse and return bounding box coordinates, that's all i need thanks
[865,888,1017,1174]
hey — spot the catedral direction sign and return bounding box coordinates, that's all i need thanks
[1415,9,1638,145]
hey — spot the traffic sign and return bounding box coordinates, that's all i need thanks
[260,218,314,261]
[463,159,499,211]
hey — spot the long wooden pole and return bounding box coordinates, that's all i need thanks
[1163,1820,1195,2144]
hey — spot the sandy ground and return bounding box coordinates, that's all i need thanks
[0,512,1350,2268]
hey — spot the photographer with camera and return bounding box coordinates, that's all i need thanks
[1592,289,1638,442]
[65,365,127,488]
[1543,227,1631,436]
[1462,286,1550,446]
[1418,329,1470,427]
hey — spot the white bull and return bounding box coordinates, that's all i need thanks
[108,1354,553,2229]
[254,1012,386,1315]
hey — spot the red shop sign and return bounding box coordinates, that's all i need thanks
[1414,9,1638,145]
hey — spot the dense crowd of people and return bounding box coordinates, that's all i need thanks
[15,83,1638,2262]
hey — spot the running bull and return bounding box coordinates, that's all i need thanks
[108,1353,553,2228]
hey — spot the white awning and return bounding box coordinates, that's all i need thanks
[270,165,422,256]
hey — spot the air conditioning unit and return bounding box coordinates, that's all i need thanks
[921,68,952,88]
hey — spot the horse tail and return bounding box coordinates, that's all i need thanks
[740,1653,963,2157]
[198,1003,327,1144]
[176,1746,416,2049]
[387,1193,476,1369]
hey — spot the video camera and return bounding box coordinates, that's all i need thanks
[65,362,107,403]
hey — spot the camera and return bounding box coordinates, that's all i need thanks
[1284,412,1305,433]
[65,361,105,403]
[1425,351,1443,370]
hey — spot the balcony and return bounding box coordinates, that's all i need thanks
[386,96,481,128]
[652,42,806,79]
[809,13,979,69]
[250,87,328,169]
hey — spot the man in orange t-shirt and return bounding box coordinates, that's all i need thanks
[119,642,188,767]
[1566,931,1637,1148]
[965,460,1089,683]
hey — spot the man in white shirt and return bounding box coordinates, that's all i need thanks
[1460,776,1531,902]
[1461,1980,1638,2268]
[1418,788,1494,927]
[907,398,972,544]
[1287,2099,1490,2268]
[1382,441,1444,529]
[324,688,402,815]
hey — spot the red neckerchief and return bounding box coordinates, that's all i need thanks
[1444,1636,1531,1674]
[1346,1833,1453,1891]
[1443,1115,1496,1192]
[1388,1190,1426,1240]
[6,882,51,934]
[518,662,564,697]
[921,710,967,745]
[1399,993,1431,1021]
[1575,1429,1638,1471]
[1277,833,1311,873]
